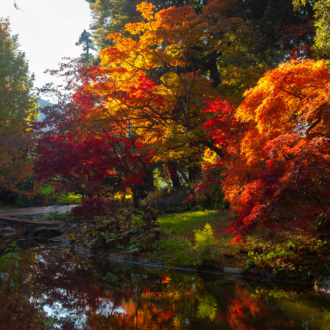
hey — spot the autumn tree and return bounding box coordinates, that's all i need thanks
[35,128,151,207]
[77,1,263,188]
[0,18,38,193]
[223,59,330,240]
[85,0,210,51]
[34,58,153,207]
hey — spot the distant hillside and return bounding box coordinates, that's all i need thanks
[36,98,53,121]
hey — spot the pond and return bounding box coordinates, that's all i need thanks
[15,242,330,329]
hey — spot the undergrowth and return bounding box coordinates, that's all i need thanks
[71,207,162,253]
[230,230,330,277]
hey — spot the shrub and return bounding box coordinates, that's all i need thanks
[234,232,330,276]
[189,164,228,210]
[15,192,46,208]
[72,198,112,219]
[72,207,162,253]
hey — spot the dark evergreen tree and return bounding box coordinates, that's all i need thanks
[75,30,96,64]
[234,0,315,65]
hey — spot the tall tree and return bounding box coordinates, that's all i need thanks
[75,30,96,64]
[0,18,38,190]
[77,1,262,177]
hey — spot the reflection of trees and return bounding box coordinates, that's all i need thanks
[29,248,116,329]
[17,247,330,330]
[85,265,204,329]
[216,287,267,330]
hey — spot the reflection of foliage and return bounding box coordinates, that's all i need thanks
[0,245,50,330]
[197,294,218,320]
[12,246,330,330]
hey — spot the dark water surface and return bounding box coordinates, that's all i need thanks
[18,243,330,330]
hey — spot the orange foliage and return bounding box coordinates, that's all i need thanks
[77,0,244,164]
[224,59,330,238]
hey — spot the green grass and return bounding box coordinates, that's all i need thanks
[40,186,81,204]
[152,210,235,267]
[158,210,228,235]
[40,186,53,195]
[57,193,81,204]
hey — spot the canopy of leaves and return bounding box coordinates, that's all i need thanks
[78,1,263,170]
[224,59,330,239]
[235,0,314,64]
[0,18,38,189]
[86,0,210,51]
[293,0,330,57]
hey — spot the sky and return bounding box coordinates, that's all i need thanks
[1,0,92,94]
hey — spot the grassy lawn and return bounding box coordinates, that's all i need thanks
[151,210,239,267]
[40,186,81,205]
[156,209,327,276]
[158,210,231,240]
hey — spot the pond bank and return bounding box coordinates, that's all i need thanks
[7,205,328,295]
[63,237,323,292]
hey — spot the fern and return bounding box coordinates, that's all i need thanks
[194,223,216,265]
[194,223,215,248]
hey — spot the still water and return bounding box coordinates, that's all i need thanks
[17,242,330,330]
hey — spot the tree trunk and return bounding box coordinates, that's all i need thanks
[189,163,202,182]
[167,161,181,188]
[146,165,155,190]
[175,161,190,184]
[132,186,140,208]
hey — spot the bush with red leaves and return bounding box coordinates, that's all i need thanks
[72,198,111,219]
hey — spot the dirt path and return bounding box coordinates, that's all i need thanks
[0,205,77,217]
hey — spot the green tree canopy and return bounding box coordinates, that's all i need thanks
[293,0,330,57]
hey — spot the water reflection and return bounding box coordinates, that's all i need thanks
[18,246,330,330]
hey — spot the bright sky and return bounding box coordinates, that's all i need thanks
[1,0,92,91]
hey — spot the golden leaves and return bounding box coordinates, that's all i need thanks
[136,1,156,21]
[237,59,330,136]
